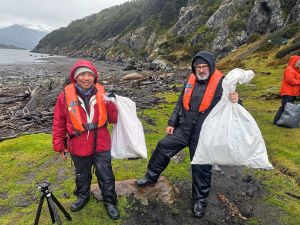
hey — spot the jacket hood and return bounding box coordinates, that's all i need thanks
[69,59,98,83]
[191,51,216,76]
[288,55,300,69]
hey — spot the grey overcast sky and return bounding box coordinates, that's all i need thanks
[0,0,129,31]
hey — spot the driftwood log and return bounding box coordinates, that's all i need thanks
[0,70,184,141]
[217,193,248,220]
[0,93,30,104]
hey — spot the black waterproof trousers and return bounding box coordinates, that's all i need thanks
[145,125,212,206]
[71,151,117,204]
[273,95,296,125]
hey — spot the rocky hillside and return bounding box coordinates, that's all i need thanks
[33,0,300,63]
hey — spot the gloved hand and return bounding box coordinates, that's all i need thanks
[60,148,68,160]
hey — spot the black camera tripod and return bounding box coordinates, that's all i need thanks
[34,181,72,225]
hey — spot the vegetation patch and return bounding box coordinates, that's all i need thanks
[279,0,299,18]
[254,23,300,53]
[276,41,300,59]
[228,18,246,32]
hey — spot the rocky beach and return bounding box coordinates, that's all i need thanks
[0,55,185,140]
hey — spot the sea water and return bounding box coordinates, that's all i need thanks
[0,49,61,64]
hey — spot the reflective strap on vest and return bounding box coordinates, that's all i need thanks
[64,83,108,132]
[94,83,108,128]
[183,70,223,112]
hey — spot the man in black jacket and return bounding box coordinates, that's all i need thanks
[135,51,239,218]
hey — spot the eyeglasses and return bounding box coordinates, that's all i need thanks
[195,65,209,70]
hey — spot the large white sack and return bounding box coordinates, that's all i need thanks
[111,95,147,159]
[191,68,273,169]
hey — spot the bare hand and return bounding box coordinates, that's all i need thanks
[229,92,239,103]
[60,148,68,160]
[166,126,174,135]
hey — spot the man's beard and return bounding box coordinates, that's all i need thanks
[196,71,209,80]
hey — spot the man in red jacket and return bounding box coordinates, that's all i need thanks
[52,59,120,220]
[273,55,300,125]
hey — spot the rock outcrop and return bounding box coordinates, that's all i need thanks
[247,0,284,34]
[33,0,298,65]
[91,176,179,205]
[206,0,245,29]
[289,0,300,23]
[129,27,148,51]
[170,5,205,36]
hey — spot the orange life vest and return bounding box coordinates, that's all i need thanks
[183,70,223,112]
[64,83,108,132]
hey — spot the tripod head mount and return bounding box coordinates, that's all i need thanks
[36,181,50,192]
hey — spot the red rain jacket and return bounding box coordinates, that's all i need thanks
[52,60,118,156]
[280,55,300,96]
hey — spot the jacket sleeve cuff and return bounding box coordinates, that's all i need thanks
[53,143,64,152]
[168,120,175,127]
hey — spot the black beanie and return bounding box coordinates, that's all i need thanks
[193,57,208,66]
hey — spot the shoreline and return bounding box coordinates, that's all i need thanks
[0,56,186,140]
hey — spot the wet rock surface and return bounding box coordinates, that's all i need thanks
[0,57,186,140]
[91,176,179,206]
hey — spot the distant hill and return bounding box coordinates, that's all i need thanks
[33,0,300,63]
[0,43,25,50]
[0,24,48,50]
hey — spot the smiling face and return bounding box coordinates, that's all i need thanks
[75,71,95,90]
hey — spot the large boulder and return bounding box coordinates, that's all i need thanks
[91,176,179,205]
[123,58,136,70]
[150,57,172,71]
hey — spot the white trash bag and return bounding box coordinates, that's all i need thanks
[110,95,147,159]
[192,68,273,169]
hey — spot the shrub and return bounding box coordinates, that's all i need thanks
[217,59,245,71]
[247,34,261,43]
[267,56,289,67]
[255,22,300,53]
[228,18,246,32]
[292,35,300,44]
[276,42,300,58]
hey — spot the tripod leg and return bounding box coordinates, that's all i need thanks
[34,195,45,225]
[48,197,63,225]
[46,197,56,223]
[51,194,72,221]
